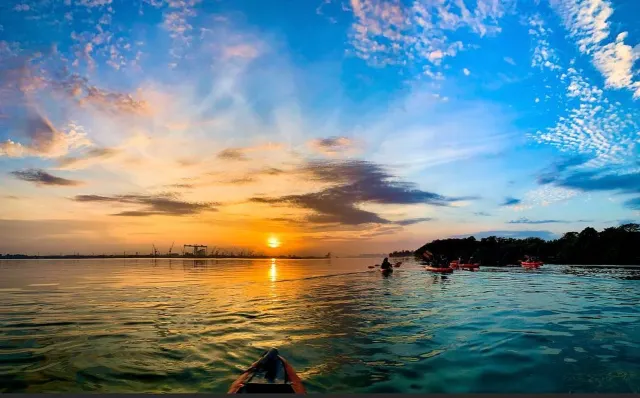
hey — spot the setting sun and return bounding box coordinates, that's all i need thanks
[267,236,281,248]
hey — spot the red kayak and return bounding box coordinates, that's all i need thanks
[424,266,453,274]
[450,263,480,270]
[521,261,543,268]
[229,348,306,394]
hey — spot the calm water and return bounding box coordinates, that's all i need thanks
[1,258,639,393]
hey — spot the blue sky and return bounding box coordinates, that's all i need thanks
[0,0,638,255]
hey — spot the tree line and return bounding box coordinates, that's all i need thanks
[413,224,640,266]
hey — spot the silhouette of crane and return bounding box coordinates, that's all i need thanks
[168,241,175,256]
[184,244,207,257]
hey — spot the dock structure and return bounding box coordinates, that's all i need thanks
[184,244,208,257]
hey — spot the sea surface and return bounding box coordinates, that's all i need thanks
[1,258,639,393]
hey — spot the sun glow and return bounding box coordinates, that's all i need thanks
[267,236,281,248]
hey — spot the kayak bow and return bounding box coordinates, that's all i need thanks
[228,348,306,394]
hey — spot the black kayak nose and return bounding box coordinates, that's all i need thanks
[257,348,280,381]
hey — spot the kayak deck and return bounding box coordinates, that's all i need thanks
[228,348,305,394]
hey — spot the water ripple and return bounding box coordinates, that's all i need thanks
[0,259,639,392]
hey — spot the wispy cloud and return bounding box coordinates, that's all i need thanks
[73,193,218,216]
[57,147,120,169]
[10,169,84,187]
[222,44,261,60]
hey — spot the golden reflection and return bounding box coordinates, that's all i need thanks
[269,258,277,282]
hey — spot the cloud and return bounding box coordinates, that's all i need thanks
[345,0,513,77]
[624,197,640,210]
[250,160,475,225]
[308,136,355,156]
[451,230,557,240]
[0,109,92,159]
[528,14,561,72]
[57,147,120,169]
[217,148,248,161]
[474,211,492,216]
[463,68,471,76]
[504,56,516,65]
[508,217,566,224]
[521,185,579,207]
[501,196,521,206]
[552,0,640,98]
[533,67,637,167]
[257,167,285,176]
[222,44,260,59]
[73,193,218,216]
[10,169,84,187]
[219,177,256,185]
[216,143,284,162]
[394,217,433,226]
[541,169,640,195]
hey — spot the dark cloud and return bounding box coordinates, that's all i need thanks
[250,160,476,225]
[57,147,119,168]
[309,136,353,154]
[257,167,284,176]
[508,218,564,224]
[624,197,640,210]
[451,230,557,240]
[217,148,247,161]
[11,169,83,186]
[501,197,521,206]
[395,217,434,226]
[537,155,590,184]
[220,177,255,185]
[544,170,640,195]
[167,183,195,189]
[508,218,594,224]
[72,193,218,216]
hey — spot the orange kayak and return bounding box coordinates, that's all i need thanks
[228,348,306,394]
[521,261,543,268]
[424,266,453,274]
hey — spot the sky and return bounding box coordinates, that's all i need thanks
[0,0,639,256]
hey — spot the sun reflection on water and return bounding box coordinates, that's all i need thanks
[269,258,277,282]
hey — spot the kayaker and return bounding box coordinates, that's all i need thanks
[380,257,393,270]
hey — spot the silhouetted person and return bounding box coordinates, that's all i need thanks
[380,257,393,270]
